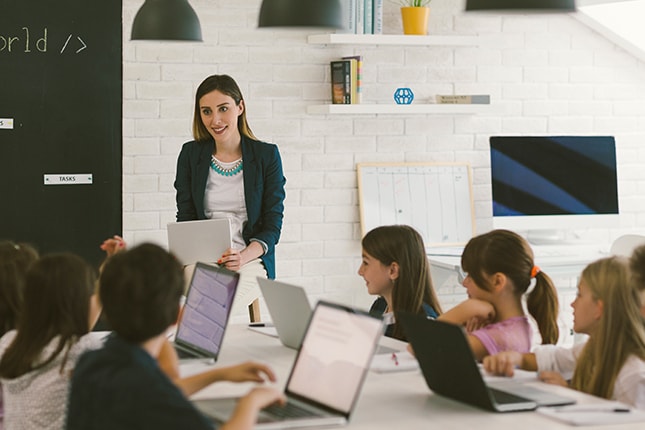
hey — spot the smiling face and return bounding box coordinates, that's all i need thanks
[571,279,603,335]
[358,250,395,299]
[199,90,244,146]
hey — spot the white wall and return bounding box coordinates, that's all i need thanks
[122,0,645,336]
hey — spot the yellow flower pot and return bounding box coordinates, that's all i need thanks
[401,6,430,35]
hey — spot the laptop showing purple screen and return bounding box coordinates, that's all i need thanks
[173,262,239,361]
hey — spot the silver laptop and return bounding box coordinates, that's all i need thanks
[398,312,576,412]
[257,278,313,349]
[167,218,232,266]
[193,300,384,429]
[173,262,239,361]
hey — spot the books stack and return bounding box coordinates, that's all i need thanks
[330,56,362,104]
[435,95,491,104]
[340,0,384,34]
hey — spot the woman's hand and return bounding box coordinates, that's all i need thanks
[218,248,242,271]
[218,241,264,271]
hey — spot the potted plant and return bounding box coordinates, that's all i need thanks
[397,0,431,35]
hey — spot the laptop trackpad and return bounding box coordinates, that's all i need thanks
[488,381,576,406]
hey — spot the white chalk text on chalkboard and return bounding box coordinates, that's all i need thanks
[0,27,87,54]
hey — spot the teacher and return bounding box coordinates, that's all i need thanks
[174,74,286,322]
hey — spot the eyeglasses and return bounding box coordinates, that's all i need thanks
[457,267,468,284]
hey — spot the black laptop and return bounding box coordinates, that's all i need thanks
[398,312,575,412]
[173,262,239,361]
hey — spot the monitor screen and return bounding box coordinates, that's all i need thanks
[489,136,619,237]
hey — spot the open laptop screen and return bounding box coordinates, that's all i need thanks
[175,263,239,357]
[285,302,383,415]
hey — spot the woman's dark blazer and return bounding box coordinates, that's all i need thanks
[174,136,286,279]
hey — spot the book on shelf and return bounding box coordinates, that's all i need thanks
[372,0,383,34]
[363,0,373,35]
[342,55,362,104]
[337,0,381,34]
[355,0,364,34]
[435,94,491,104]
[330,59,359,104]
[338,0,357,34]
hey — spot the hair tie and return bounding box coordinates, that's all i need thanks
[530,265,541,278]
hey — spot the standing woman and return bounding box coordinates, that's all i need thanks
[174,75,286,321]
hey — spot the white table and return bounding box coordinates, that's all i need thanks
[187,324,644,429]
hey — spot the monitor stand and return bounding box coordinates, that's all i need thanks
[526,229,567,246]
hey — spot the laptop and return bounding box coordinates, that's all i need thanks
[193,300,384,429]
[173,262,239,361]
[397,312,576,412]
[257,278,313,349]
[167,218,232,266]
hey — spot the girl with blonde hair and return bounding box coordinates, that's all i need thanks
[483,256,645,409]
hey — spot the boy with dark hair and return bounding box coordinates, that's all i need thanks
[67,243,284,430]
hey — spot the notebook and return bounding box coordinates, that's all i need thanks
[173,262,239,361]
[257,278,313,349]
[167,218,232,266]
[193,300,384,429]
[398,312,576,412]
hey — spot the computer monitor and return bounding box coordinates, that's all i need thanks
[489,136,619,244]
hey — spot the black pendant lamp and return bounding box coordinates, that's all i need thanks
[258,0,344,28]
[466,0,576,12]
[131,0,203,41]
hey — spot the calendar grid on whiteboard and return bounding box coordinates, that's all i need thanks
[357,162,475,246]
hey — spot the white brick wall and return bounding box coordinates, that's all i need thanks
[122,0,645,334]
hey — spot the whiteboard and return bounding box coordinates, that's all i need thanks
[357,163,475,246]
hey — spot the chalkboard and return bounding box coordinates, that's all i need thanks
[357,163,475,247]
[0,0,122,267]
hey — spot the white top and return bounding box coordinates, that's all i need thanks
[534,342,645,409]
[203,160,247,250]
[0,330,102,430]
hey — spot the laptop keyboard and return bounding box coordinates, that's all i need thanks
[262,401,320,419]
[489,387,531,405]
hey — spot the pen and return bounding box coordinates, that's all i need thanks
[391,352,399,366]
[553,406,631,413]
[248,322,266,327]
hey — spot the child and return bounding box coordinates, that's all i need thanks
[483,256,645,409]
[0,241,39,426]
[438,229,559,360]
[67,243,285,429]
[628,244,645,317]
[0,253,102,430]
[358,225,442,341]
[0,241,39,345]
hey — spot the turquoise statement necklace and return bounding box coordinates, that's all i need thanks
[210,156,243,177]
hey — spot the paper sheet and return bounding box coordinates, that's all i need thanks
[536,402,645,426]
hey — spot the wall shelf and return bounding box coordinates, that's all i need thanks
[307,34,479,46]
[306,104,489,115]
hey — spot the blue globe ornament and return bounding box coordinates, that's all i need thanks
[393,87,414,105]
